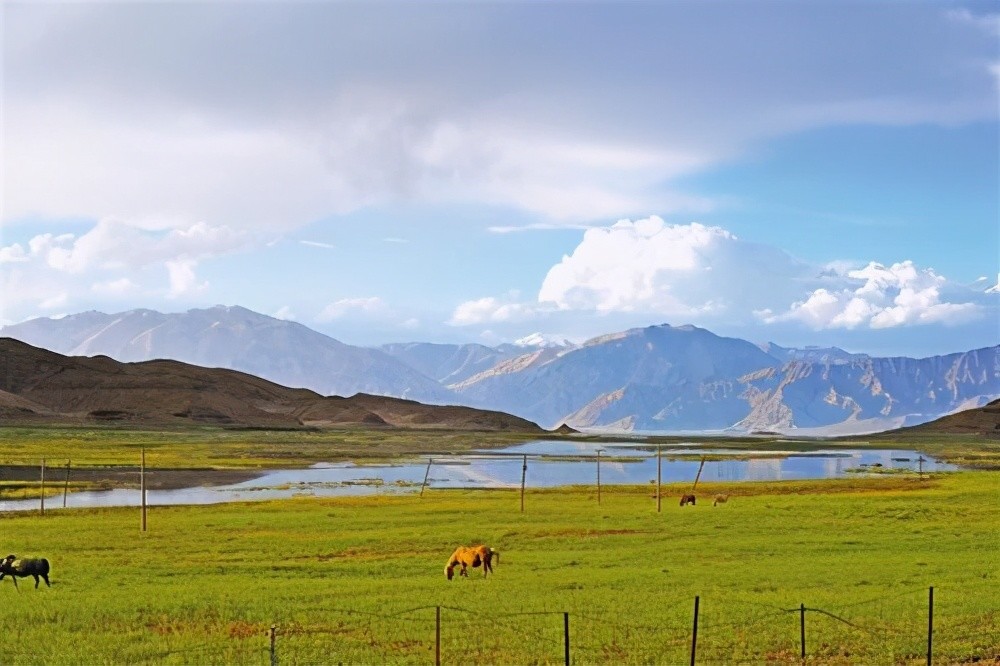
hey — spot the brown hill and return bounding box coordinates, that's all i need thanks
[0,338,546,432]
[874,399,1000,438]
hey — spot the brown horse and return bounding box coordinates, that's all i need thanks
[445,545,500,580]
[680,494,696,506]
[713,494,729,506]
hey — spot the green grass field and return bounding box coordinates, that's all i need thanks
[1,472,997,665]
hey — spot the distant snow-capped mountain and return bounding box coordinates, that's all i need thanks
[4,306,997,434]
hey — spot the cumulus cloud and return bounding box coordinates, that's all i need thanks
[448,296,543,326]
[536,216,811,317]
[0,218,251,314]
[450,217,992,335]
[317,297,386,321]
[759,261,984,329]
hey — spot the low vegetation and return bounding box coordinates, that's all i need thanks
[0,472,997,664]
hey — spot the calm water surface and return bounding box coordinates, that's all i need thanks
[0,441,957,512]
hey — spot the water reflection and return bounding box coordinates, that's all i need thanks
[0,442,957,512]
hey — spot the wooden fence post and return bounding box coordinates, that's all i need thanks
[596,450,602,505]
[62,459,71,508]
[140,448,147,532]
[520,455,527,513]
[656,446,662,513]
[420,458,432,498]
[40,458,45,515]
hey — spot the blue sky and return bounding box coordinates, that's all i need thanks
[2,2,997,357]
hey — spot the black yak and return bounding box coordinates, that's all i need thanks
[0,554,51,590]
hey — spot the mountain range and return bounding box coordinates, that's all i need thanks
[2,306,997,434]
[0,338,545,431]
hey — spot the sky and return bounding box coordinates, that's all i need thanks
[1,1,998,357]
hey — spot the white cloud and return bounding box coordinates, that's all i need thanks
[274,306,296,320]
[317,297,386,321]
[448,296,543,326]
[759,261,984,329]
[300,240,336,249]
[165,259,206,298]
[91,277,136,295]
[400,317,420,329]
[0,243,30,263]
[5,4,994,232]
[450,218,992,335]
[536,216,810,317]
[39,292,68,309]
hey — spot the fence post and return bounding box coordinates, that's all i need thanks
[690,595,699,666]
[520,455,527,513]
[63,459,71,508]
[800,603,806,660]
[269,625,277,666]
[436,606,441,666]
[656,446,662,513]
[596,449,602,505]
[420,458,432,498]
[140,448,147,532]
[564,612,570,666]
[39,458,45,515]
[927,586,933,666]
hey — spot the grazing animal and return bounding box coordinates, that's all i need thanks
[0,554,51,590]
[679,494,696,506]
[713,494,729,507]
[445,545,499,580]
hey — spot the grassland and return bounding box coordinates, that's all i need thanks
[3,425,999,471]
[0,472,997,665]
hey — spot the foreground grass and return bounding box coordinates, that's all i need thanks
[0,473,997,665]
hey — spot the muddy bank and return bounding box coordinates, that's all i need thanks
[0,465,263,490]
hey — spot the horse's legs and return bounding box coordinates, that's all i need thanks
[42,573,50,587]
[33,574,40,589]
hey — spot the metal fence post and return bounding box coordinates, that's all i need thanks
[656,446,662,513]
[691,595,699,666]
[420,458,432,497]
[520,455,527,513]
[564,612,570,666]
[436,606,441,666]
[62,459,71,508]
[800,603,806,660]
[269,625,277,666]
[39,458,45,515]
[927,586,934,666]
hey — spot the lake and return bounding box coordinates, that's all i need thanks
[0,441,957,512]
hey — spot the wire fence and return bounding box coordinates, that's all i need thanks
[89,587,992,665]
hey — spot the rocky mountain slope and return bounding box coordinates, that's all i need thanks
[4,307,997,434]
[0,306,450,403]
[0,338,546,431]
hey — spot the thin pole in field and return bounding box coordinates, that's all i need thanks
[690,595,699,666]
[435,606,441,666]
[420,458,432,497]
[927,586,934,666]
[800,603,806,660]
[62,459,71,508]
[140,448,147,532]
[269,625,277,666]
[39,458,45,515]
[596,449,603,505]
[520,454,527,513]
[692,456,706,491]
[563,612,570,666]
[656,446,662,513]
